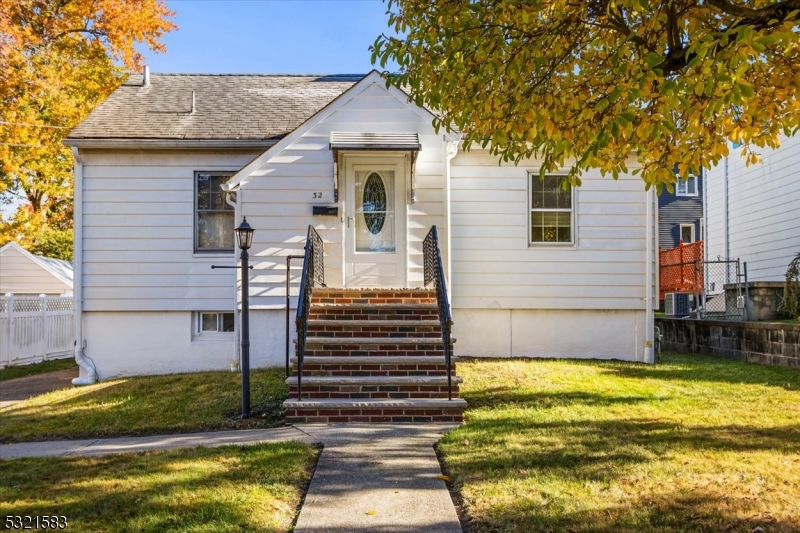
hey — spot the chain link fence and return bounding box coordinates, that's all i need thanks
[660,246,749,321]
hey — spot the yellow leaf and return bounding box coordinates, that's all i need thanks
[435,474,451,482]
[365,510,378,516]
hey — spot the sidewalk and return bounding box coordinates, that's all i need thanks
[1,423,464,533]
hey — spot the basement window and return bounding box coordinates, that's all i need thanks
[196,312,234,335]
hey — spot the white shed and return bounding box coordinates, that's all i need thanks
[0,242,73,296]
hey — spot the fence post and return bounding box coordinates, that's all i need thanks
[5,293,13,366]
[40,294,48,360]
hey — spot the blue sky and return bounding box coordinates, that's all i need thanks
[143,0,398,74]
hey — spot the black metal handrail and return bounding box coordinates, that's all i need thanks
[295,225,325,400]
[423,226,453,400]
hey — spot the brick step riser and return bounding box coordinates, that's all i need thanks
[308,323,440,334]
[289,385,459,399]
[312,297,437,305]
[306,331,442,339]
[304,348,450,357]
[286,408,463,424]
[292,364,454,377]
[308,310,440,320]
[311,290,436,304]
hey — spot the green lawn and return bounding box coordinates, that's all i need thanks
[0,368,289,443]
[0,358,76,381]
[0,442,318,533]
[440,352,800,533]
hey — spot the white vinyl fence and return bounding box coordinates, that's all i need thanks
[0,295,74,367]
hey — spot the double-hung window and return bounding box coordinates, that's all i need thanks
[195,172,235,252]
[676,176,698,196]
[530,173,574,244]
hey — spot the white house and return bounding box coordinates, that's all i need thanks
[64,70,657,382]
[0,242,73,296]
[705,135,800,281]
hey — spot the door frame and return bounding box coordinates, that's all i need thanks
[340,152,409,288]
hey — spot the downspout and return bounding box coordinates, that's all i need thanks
[224,186,240,369]
[71,147,97,385]
[724,156,730,261]
[644,186,655,364]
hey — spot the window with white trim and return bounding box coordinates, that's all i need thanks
[195,312,234,335]
[680,224,695,243]
[195,172,234,252]
[676,175,698,196]
[530,174,574,244]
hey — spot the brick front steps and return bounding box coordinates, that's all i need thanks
[284,399,466,423]
[284,288,466,424]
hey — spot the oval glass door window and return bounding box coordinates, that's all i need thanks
[355,170,395,253]
[363,172,387,234]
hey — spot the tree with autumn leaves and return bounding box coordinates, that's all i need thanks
[372,0,800,189]
[0,0,175,259]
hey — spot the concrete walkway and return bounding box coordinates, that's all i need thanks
[294,424,462,533]
[1,423,463,533]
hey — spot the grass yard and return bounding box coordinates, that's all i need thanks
[0,441,318,533]
[0,367,289,443]
[0,358,76,381]
[440,352,800,533]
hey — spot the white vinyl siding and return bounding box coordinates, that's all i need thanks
[450,150,650,310]
[705,135,800,281]
[238,80,445,309]
[79,149,261,311]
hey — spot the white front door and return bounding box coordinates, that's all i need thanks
[344,155,407,287]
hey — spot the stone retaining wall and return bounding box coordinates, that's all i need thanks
[656,318,800,367]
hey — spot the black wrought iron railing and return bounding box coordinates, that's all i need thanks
[423,226,453,401]
[295,225,325,400]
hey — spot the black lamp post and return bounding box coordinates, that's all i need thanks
[235,217,254,418]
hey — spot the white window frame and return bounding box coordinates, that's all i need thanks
[194,312,235,336]
[679,223,695,244]
[529,173,575,246]
[676,175,698,196]
[194,171,235,253]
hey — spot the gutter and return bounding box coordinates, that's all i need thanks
[70,147,97,385]
[63,138,277,150]
[644,187,656,363]
[224,190,240,369]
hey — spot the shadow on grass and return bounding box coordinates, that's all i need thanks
[465,388,655,410]
[0,443,317,533]
[471,490,797,533]
[0,368,289,443]
[604,352,800,391]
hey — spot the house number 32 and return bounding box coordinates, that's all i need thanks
[312,192,322,199]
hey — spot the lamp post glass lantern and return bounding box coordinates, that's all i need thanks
[237,217,253,418]
[235,217,254,250]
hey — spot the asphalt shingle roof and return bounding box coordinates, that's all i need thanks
[67,73,365,141]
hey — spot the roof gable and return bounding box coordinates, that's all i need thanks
[0,242,74,288]
[226,70,438,190]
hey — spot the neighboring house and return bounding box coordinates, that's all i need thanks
[658,172,704,249]
[64,69,657,380]
[0,242,73,296]
[706,135,800,281]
